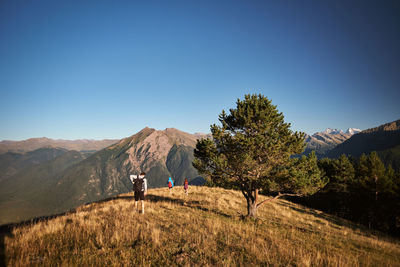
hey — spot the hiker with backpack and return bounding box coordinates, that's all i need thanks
[130,172,148,214]
[167,177,174,192]
[183,178,189,195]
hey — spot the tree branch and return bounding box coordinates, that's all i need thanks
[241,189,249,200]
[256,192,302,208]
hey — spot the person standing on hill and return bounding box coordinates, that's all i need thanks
[183,178,189,195]
[130,172,148,214]
[167,177,174,192]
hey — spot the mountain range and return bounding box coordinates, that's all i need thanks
[0,137,118,154]
[0,147,69,182]
[2,120,399,225]
[304,128,361,156]
[0,150,86,224]
[327,119,400,170]
[0,128,207,224]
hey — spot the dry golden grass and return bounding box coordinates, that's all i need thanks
[4,186,400,266]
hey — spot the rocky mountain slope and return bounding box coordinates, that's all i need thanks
[362,120,400,133]
[326,119,400,170]
[304,128,361,156]
[0,128,206,225]
[0,138,119,154]
[49,128,204,213]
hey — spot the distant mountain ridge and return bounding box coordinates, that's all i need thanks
[304,128,361,156]
[0,137,119,154]
[6,122,396,225]
[362,120,400,133]
[322,128,361,135]
[0,128,206,224]
[0,147,69,182]
[326,119,400,170]
[0,150,85,224]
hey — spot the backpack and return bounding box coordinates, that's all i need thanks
[168,181,172,188]
[134,178,144,192]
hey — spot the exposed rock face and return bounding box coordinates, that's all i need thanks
[123,128,197,172]
[304,130,357,157]
[106,127,200,175]
[362,119,400,133]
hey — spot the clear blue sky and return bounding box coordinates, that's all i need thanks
[1,0,399,140]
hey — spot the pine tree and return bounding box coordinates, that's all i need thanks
[353,152,395,228]
[326,154,355,193]
[287,151,326,195]
[193,94,326,218]
[356,152,393,198]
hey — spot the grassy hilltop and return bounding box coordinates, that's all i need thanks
[3,186,400,266]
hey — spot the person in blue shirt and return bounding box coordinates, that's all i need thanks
[167,177,174,192]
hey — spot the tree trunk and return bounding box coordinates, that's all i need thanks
[248,200,257,218]
[246,190,258,218]
[242,189,261,218]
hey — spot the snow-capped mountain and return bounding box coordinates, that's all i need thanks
[304,127,361,157]
[345,128,362,135]
[322,128,343,135]
[320,128,361,135]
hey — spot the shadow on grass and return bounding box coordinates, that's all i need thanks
[0,193,138,265]
[146,194,232,218]
[0,225,12,267]
[277,201,372,234]
[0,195,136,234]
[0,192,231,265]
[0,193,136,266]
[0,207,78,267]
[83,195,135,206]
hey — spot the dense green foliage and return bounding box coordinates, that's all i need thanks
[194,94,326,217]
[378,144,400,172]
[301,152,400,236]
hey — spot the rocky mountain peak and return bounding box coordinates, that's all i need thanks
[112,127,201,174]
[316,127,361,137]
[305,126,361,157]
[345,128,361,135]
[322,128,343,135]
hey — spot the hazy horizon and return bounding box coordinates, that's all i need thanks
[0,124,375,142]
[1,0,399,140]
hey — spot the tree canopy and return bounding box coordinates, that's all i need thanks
[193,94,326,217]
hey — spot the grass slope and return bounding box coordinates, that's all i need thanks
[3,186,400,266]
